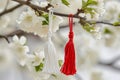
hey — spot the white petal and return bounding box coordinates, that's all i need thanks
[13,35,19,42]
[40,1,49,7]
[20,59,26,66]
[0,16,10,28]
[20,36,27,45]
[24,46,29,53]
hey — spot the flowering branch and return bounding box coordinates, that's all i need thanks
[0,0,119,27]
[12,0,120,27]
[0,29,120,72]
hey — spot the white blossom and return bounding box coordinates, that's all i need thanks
[40,1,49,7]
[0,42,13,71]
[10,35,29,66]
[0,16,10,33]
[85,0,105,20]
[96,0,105,16]
[17,8,63,37]
[91,25,102,40]
[50,0,82,14]
[26,50,44,71]
[31,0,48,7]
[102,1,120,21]
[25,50,50,80]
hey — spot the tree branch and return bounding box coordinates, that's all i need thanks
[12,0,120,27]
[0,0,119,26]
[12,0,82,18]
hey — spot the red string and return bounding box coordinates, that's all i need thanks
[60,14,76,75]
[69,14,73,33]
[68,14,74,40]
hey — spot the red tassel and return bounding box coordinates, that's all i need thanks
[60,14,76,75]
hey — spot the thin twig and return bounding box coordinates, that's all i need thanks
[0,35,10,43]
[0,4,22,16]
[0,30,41,43]
[3,0,10,11]
[98,56,120,71]
[98,61,120,71]
[0,30,26,43]
[87,21,115,26]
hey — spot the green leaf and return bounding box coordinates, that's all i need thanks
[118,14,120,19]
[42,14,49,21]
[51,74,57,78]
[86,7,96,11]
[42,20,48,25]
[58,60,63,67]
[113,22,120,26]
[82,0,86,8]
[87,0,98,5]
[84,7,96,18]
[61,0,70,6]
[89,11,95,18]
[104,28,112,34]
[82,23,95,32]
[41,13,49,25]
[82,0,98,9]
[35,63,44,72]
[82,0,98,18]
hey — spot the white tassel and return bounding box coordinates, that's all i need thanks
[43,8,59,74]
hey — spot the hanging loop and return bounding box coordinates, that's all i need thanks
[68,14,74,39]
[48,8,54,40]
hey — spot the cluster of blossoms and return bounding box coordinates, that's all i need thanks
[17,7,63,37]
[15,0,105,37]
[103,0,120,22]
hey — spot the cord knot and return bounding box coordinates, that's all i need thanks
[69,32,74,39]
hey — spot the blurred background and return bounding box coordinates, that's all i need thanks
[0,0,120,80]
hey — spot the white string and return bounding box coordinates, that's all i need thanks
[48,8,53,40]
[43,8,59,74]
